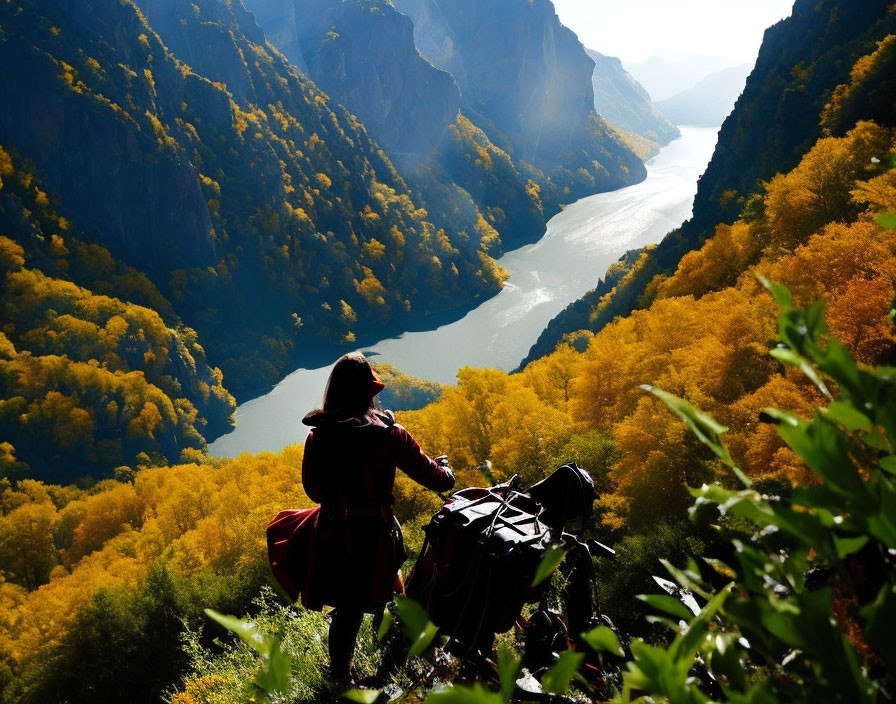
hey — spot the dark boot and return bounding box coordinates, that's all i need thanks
[329,608,364,682]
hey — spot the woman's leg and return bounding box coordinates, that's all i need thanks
[329,608,364,680]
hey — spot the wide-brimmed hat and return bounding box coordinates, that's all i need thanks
[371,369,386,397]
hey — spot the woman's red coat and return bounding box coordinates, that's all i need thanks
[273,409,454,610]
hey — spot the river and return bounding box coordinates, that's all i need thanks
[209,125,719,456]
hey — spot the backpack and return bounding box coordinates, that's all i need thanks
[405,463,595,651]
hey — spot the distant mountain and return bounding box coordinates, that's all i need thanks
[656,64,753,127]
[391,0,647,211]
[626,54,740,101]
[586,49,679,151]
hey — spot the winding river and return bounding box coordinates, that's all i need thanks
[209,125,719,456]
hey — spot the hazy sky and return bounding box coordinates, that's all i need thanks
[550,0,795,65]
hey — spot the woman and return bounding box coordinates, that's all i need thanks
[301,352,455,681]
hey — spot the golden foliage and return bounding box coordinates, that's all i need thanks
[0,447,309,670]
[404,123,896,528]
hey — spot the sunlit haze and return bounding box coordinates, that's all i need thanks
[551,0,795,65]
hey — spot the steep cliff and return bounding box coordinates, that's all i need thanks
[290,0,459,161]
[392,0,646,212]
[241,0,309,73]
[0,145,236,481]
[689,0,896,235]
[587,49,679,148]
[274,0,545,248]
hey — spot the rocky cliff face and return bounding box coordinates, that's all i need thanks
[394,0,646,205]
[290,0,460,161]
[241,0,309,73]
[689,0,896,234]
[0,3,217,273]
[586,49,679,148]
[243,0,550,248]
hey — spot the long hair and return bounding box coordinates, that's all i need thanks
[321,352,380,420]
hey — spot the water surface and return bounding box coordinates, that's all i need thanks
[209,126,719,456]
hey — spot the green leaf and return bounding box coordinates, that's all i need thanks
[255,639,293,695]
[496,642,521,702]
[660,557,709,598]
[756,273,792,307]
[761,406,801,427]
[540,650,585,695]
[581,625,624,657]
[671,584,732,662]
[771,411,870,499]
[342,689,382,704]
[642,385,751,486]
[636,593,696,622]
[880,456,896,474]
[204,609,271,657]
[875,212,896,230]
[823,401,872,431]
[771,347,833,400]
[835,535,869,558]
[377,605,393,641]
[393,596,439,658]
[204,610,292,696]
[531,544,566,587]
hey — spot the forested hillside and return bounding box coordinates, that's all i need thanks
[1,114,892,702]
[0,147,235,483]
[257,0,547,251]
[522,0,896,366]
[0,0,510,401]
[249,0,646,250]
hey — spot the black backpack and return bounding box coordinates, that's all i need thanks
[405,463,595,651]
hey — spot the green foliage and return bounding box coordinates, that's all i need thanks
[379,282,896,704]
[343,688,383,703]
[641,385,751,487]
[540,650,585,695]
[427,683,505,704]
[204,609,293,702]
[5,564,265,704]
[619,281,896,702]
[581,625,624,658]
[594,522,706,635]
[530,544,566,587]
[393,596,439,659]
[175,592,388,704]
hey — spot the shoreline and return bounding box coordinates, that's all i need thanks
[209,127,718,457]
